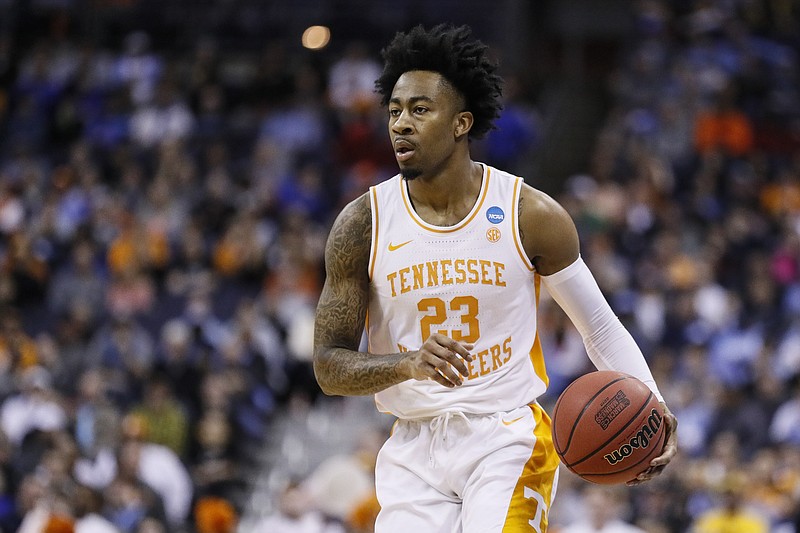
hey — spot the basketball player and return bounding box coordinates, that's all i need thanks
[313,24,677,532]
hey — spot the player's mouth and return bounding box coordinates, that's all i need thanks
[394,139,416,163]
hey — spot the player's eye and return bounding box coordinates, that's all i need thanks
[414,106,428,114]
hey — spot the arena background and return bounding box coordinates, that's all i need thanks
[0,0,799,532]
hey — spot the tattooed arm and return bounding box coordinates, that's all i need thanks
[313,193,473,396]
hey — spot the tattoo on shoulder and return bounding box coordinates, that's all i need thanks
[518,194,525,244]
[325,194,372,279]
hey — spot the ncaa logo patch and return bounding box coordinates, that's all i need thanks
[486,206,504,224]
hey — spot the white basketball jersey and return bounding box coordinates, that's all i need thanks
[367,164,549,419]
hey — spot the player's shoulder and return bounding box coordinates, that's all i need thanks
[516,180,568,222]
[324,192,373,272]
[331,192,372,239]
[477,163,566,221]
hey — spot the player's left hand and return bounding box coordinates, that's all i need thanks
[626,402,678,486]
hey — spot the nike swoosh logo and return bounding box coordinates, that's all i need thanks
[388,240,413,251]
[502,416,524,426]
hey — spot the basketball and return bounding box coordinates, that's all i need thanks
[551,370,666,485]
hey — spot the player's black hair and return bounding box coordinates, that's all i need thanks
[375,24,503,140]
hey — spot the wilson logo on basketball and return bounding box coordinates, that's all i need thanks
[603,408,663,465]
[594,391,630,430]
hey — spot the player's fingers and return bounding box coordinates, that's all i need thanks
[626,464,662,486]
[651,409,678,466]
[433,357,465,385]
[448,339,474,361]
[430,333,474,362]
[628,410,678,485]
[427,344,471,378]
[427,363,460,388]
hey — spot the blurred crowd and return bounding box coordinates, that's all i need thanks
[0,5,401,532]
[546,1,800,532]
[0,0,799,532]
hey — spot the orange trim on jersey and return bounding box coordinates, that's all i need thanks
[400,167,492,233]
[502,403,559,532]
[529,334,549,388]
[529,274,549,386]
[511,177,535,272]
[369,187,379,280]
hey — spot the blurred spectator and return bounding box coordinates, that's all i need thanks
[769,380,800,446]
[86,315,154,402]
[130,80,195,148]
[133,517,165,533]
[114,32,162,107]
[691,475,769,533]
[82,89,131,150]
[153,319,204,417]
[303,429,382,526]
[259,60,328,165]
[275,159,330,223]
[558,485,646,533]
[693,85,755,157]
[211,211,270,280]
[0,309,40,388]
[479,74,539,174]
[705,385,772,460]
[0,182,25,236]
[129,376,188,457]
[0,366,67,446]
[106,210,170,278]
[104,476,162,533]
[188,408,241,501]
[113,424,191,528]
[48,240,107,326]
[327,42,381,115]
[72,484,120,533]
[2,231,49,310]
[163,223,214,298]
[253,481,345,533]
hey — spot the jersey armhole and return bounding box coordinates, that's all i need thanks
[368,186,379,281]
[511,177,535,272]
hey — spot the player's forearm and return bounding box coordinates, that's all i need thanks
[542,256,663,401]
[313,347,409,396]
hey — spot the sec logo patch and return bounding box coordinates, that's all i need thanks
[486,227,501,242]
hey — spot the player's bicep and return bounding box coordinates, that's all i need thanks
[314,194,372,355]
[518,185,580,276]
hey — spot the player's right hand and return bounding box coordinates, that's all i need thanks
[402,333,474,388]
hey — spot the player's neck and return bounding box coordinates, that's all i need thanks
[406,159,483,226]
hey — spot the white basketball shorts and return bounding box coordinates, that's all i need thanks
[374,402,560,533]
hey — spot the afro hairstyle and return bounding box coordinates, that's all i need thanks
[375,24,503,140]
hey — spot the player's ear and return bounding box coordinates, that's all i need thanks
[455,111,473,139]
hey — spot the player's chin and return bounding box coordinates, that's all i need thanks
[400,166,422,180]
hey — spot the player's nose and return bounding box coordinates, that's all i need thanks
[391,110,414,134]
